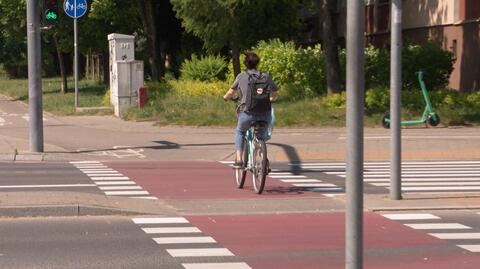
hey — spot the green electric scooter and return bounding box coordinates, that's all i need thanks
[381,70,440,128]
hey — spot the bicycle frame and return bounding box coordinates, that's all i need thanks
[244,107,275,170]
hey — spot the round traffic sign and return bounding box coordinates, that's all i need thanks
[63,0,88,19]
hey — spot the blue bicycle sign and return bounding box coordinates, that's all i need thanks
[64,0,88,19]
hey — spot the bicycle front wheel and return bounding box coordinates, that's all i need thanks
[252,139,267,194]
[235,138,248,188]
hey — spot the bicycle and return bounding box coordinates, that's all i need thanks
[232,98,275,194]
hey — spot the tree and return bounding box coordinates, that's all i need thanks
[171,0,302,77]
[137,0,182,81]
[320,0,341,94]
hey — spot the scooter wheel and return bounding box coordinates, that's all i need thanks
[381,113,390,129]
[427,114,440,127]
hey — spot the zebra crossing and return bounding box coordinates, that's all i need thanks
[219,161,343,194]
[299,160,480,193]
[70,161,157,199]
[381,212,480,253]
[131,216,252,269]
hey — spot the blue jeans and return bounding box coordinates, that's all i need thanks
[235,111,272,151]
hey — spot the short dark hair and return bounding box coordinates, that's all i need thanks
[243,51,260,70]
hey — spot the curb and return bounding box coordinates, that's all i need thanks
[0,204,155,218]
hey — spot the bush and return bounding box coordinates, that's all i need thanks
[168,79,230,98]
[180,54,227,82]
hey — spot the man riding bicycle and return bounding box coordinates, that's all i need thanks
[223,51,278,168]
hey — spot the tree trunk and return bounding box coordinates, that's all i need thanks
[138,0,162,81]
[53,34,68,94]
[321,0,341,94]
[232,45,241,78]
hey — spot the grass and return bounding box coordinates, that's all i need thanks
[0,76,111,115]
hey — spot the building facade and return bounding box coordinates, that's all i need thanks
[300,0,480,91]
[367,0,480,91]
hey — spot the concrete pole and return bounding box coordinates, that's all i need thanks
[390,0,402,200]
[345,0,365,268]
[26,0,44,152]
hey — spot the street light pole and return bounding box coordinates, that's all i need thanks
[346,0,365,268]
[26,0,44,152]
[390,0,403,200]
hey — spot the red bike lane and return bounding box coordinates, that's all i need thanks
[106,161,480,268]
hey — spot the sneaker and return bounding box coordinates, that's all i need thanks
[232,160,243,169]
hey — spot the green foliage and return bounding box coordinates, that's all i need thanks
[171,0,302,53]
[169,79,230,98]
[180,55,227,82]
[365,87,389,114]
[324,91,346,109]
[244,39,325,100]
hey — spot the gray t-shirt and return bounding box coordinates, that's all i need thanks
[230,70,278,111]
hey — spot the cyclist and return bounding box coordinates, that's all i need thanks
[223,51,278,168]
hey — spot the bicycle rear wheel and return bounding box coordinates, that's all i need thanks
[252,139,267,194]
[235,138,248,188]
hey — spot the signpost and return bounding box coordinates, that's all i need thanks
[63,0,88,108]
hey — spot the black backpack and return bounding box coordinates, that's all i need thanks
[244,72,271,113]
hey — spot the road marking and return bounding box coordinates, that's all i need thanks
[90,177,130,180]
[429,233,480,239]
[142,227,202,234]
[79,169,118,172]
[182,263,252,269]
[338,173,480,178]
[99,186,142,190]
[281,179,322,183]
[154,236,216,244]
[70,161,101,164]
[95,181,136,185]
[309,187,344,192]
[83,171,122,174]
[399,186,480,191]
[104,190,149,195]
[382,213,440,220]
[365,177,480,182]
[133,217,189,224]
[457,245,480,252]
[405,223,471,229]
[167,248,234,257]
[363,167,480,172]
[296,161,480,166]
[373,182,480,186]
[269,175,307,178]
[86,173,123,177]
[292,183,338,187]
[0,184,95,189]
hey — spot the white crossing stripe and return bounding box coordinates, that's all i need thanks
[167,248,234,257]
[405,223,471,230]
[91,177,130,180]
[364,167,480,172]
[269,175,307,178]
[293,183,338,187]
[308,187,343,192]
[429,233,480,239]
[74,165,108,168]
[104,190,149,195]
[86,173,123,177]
[281,179,322,183]
[99,186,142,190]
[0,184,96,189]
[372,182,480,186]
[365,177,480,182]
[95,181,136,185]
[296,161,480,166]
[382,213,440,220]
[84,171,122,174]
[142,227,201,234]
[182,263,252,269]
[400,186,480,191]
[339,174,480,178]
[154,236,216,244]
[457,245,480,252]
[70,161,101,164]
[133,217,189,224]
[80,169,117,172]
[269,172,296,175]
